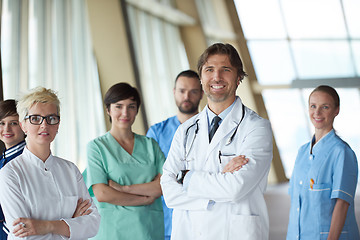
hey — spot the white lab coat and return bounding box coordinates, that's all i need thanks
[160,97,273,240]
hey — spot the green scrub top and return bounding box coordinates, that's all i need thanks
[86,132,165,240]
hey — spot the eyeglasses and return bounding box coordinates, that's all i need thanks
[24,115,60,125]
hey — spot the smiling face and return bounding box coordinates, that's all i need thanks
[107,98,138,131]
[200,54,240,109]
[309,91,339,135]
[20,103,59,149]
[0,115,25,149]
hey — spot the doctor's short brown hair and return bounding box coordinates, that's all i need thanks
[197,43,247,82]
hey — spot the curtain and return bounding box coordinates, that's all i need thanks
[1,0,106,170]
[126,1,190,126]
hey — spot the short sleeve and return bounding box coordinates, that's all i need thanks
[146,125,158,141]
[86,140,108,196]
[331,145,358,205]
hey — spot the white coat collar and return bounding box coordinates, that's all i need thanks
[23,147,55,171]
[194,97,245,159]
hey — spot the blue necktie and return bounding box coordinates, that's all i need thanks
[209,116,221,142]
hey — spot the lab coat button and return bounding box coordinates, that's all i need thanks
[297,207,299,212]
[309,155,313,160]
[299,181,303,185]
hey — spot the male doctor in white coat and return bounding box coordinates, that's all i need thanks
[160,43,273,240]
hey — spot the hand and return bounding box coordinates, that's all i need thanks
[12,218,49,237]
[72,198,92,218]
[108,180,157,205]
[222,155,249,173]
[144,196,156,205]
[153,174,161,181]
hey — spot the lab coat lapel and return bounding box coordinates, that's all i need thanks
[197,109,209,149]
[205,98,244,160]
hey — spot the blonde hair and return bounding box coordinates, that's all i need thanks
[17,87,60,121]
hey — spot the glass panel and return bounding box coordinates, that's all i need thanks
[263,89,310,178]
[333,89,360,159]
[352,40,360,76]
[292,41,355,78]
[234,0,360,182]
[234,0,286,39]
[343,0,360,38]
[267,87,360,179]
[281,0,347,39]
[247,40,296,84]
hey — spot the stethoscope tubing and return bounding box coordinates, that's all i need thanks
[183,105,246,160]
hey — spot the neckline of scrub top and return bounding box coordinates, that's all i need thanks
[174,116,181,125]
[23,147,55,171]
[310,129,335,155]
[106,131,138,157]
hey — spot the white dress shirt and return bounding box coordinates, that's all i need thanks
[0,147,100,240]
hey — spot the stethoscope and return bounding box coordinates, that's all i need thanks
[182,104,245,162]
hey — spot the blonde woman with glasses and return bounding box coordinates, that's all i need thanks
[0,87,100,239]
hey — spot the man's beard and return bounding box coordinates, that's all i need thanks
[178,101,198,114]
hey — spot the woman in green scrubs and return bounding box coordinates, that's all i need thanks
[86,83,165,239]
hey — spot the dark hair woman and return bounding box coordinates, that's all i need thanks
[85,82,165,239]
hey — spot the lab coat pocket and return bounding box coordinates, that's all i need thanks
[229,214,262,240]
[219,154,235,172]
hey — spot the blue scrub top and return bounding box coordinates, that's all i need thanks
[287,130,359,240]
[147,115,180,239]
[0,140,26,240]
[147,116,180,158]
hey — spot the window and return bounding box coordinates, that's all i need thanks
[235,0,360,178]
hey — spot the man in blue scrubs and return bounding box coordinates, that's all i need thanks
[147,70,203,240]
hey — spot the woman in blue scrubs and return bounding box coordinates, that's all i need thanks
[0,100,26,240]
[287,85,359,239]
